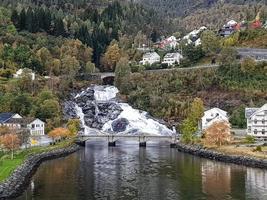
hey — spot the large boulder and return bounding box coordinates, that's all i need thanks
[111,118,129,132]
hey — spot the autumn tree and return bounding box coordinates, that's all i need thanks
[218,47,238,65]
[0,126,11,136]
[181,98,204,143]
[115,57,131,89]
[0,134,20,159]
[102,40,121,71]
[204,121,231,146]
[85,61,96,74]
[241,57,257,74]
[48,127,71,141]
[61,55,80,80]
[67,119,81,136]
[201,30,220,56]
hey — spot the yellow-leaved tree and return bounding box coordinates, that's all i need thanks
[204,121,232,146]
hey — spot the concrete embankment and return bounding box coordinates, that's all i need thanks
[0,145,80,200]
[176,143,267,169]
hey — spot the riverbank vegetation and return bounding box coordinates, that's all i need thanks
[0,138,75,182]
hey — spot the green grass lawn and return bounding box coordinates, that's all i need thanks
[0,139,74,182]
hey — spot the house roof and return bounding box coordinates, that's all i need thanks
[250,104,267,118]
[5,117,35,125]
[204,107,227,117]
[245,108,258,118]
[143,52,160,59]
[0,113,15,123]
[164,53,182,59]
[245,104,267,119]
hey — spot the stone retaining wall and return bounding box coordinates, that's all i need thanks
[0,145,80,200]
[176,143,267,169]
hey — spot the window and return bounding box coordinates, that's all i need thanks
[254,129,257,135]
[31,124,35,129]
[254,119,257,124]
[262,119,265,124]
[248,126,251,131]
[262,130,265,135]
[36,124,40,128]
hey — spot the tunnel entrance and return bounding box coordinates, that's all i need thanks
[102,76,115,85]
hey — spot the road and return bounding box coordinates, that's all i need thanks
[93,64,219,77]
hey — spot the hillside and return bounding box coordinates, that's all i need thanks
[118,63,267,128]
[136,0,267,17]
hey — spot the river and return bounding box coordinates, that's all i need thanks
[16,141,267,200]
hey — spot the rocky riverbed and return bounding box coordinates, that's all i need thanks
[0,145,80,200]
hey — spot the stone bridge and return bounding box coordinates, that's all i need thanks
[76,132,179,148]
[92,72,115,85]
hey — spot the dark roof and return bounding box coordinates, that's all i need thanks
[0,113,14,123]
[245,108,258,118]
[5,117,35,125]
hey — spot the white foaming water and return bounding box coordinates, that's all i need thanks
[102,103,173,136]
[94,85,119,101]
[75,85,173,136]
[75,104,91,135]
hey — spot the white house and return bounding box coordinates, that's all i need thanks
[0,113,45,136]
[245,104,267,138]
[140,52,160,65]
[201,108,229,130]
[162,53,183,66]
[27,119,45,136]
[182,26,207,46]
[13,68,35,81]
[158,36,177,49]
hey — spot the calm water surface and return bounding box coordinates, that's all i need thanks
[16,141,267,200]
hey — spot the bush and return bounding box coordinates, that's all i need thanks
[244,135,255,144]
[255,146,262,152]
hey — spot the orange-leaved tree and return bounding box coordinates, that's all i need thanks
[0,133,21,159]
[204,121,232,146]
[48,128,71,141]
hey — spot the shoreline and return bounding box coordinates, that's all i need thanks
[176,143,267,169]
[0,144,80,200]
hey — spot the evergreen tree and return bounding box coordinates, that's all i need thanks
[19,8,26,30]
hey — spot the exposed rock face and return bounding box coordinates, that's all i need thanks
[63,101,77,119]
[64,86,123,130]
[112,118,129,132]
[0,145,80,199]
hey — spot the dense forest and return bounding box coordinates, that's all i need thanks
[136,0,267,17]
[0,0,172,69]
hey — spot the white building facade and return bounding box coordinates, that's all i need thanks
[140,52,160,65]
[201,108,229,130]
[13,68,35,81]
[245,104,267,138]
[27,119,45,136]
[162,53,183,66]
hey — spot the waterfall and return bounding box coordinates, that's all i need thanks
[70,85,173,136]
[74,104,91,135]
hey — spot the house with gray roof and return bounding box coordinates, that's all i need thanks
[0,113,45,136]
[245,104,267,138]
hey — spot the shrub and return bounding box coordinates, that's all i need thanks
[255,146,262,152]
[244,135,255,144]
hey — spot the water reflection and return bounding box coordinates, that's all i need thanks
[16,141,267,200]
